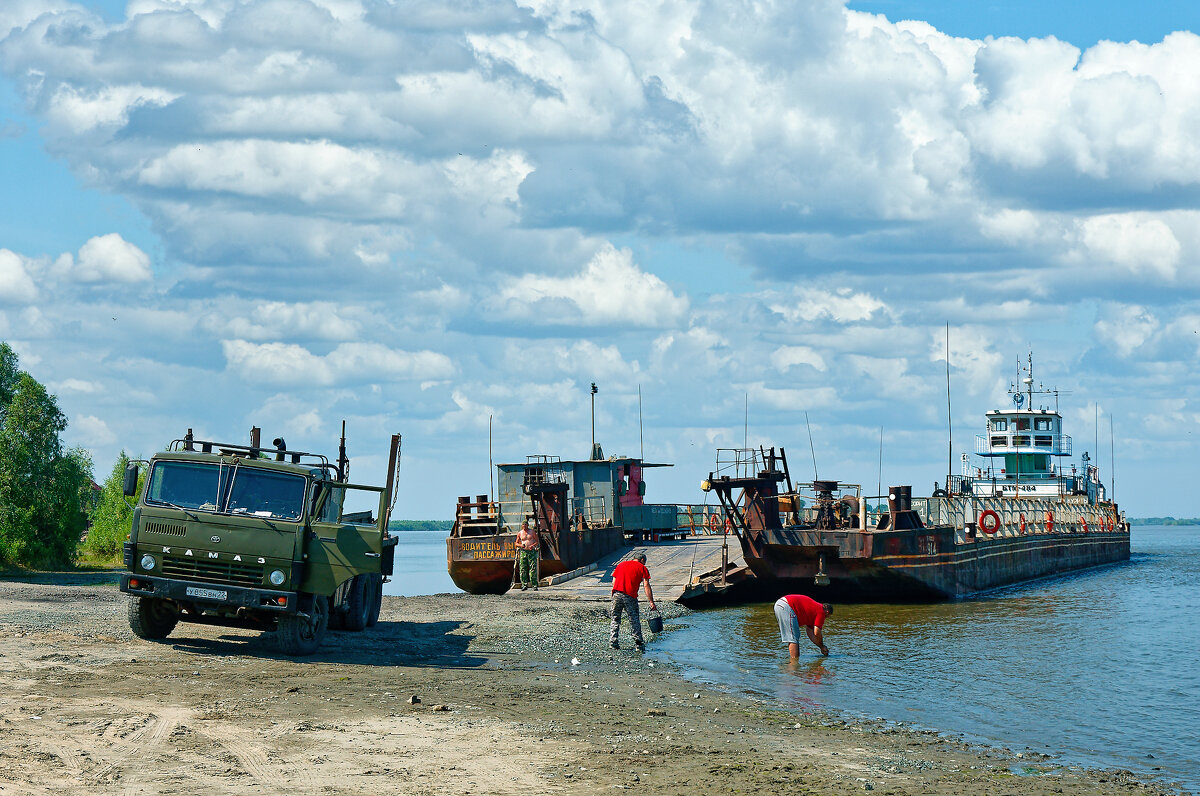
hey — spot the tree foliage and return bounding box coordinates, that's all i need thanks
[83,451,143,560]
[0,342,94,568]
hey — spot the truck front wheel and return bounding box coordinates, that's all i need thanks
[128,597,178,640]
[275,595,329,655]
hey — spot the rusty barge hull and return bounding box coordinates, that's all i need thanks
[743,526,1130,601]
[447,528,625,595]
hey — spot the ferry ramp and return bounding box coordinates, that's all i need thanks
[526,535,744,602]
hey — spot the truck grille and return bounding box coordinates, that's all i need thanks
[161,555,262,587]
[142,521,187,537]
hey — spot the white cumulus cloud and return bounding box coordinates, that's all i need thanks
[491,244,688,327]
[0,249,38,303]
[221,340,455,386]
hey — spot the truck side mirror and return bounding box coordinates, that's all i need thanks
[122,463,140,497]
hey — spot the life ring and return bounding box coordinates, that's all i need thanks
[1019,513,1026,534]
[1045,510,1054,533]
[1080,516,1088,533]
[978,509,1001,535]
[708,514,721,534]
[724,516,734,534]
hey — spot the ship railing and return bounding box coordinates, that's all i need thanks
[677,504,726,534]
[523,454,567,485]
[711,447,770,480]
[917,496,1125,541]
[571,495,610,529]
[453,496,500,537]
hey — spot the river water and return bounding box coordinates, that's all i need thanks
[385,527,1199,791]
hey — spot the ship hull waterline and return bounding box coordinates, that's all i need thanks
[740,526,1131,601]
[447,527,626,595]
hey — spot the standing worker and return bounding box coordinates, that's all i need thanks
[774,594,832,658]
[515,520,540,591]
[610,553,656,652]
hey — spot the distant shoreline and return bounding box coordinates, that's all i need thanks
[1129,518,1200,526]
[388,520,452,532]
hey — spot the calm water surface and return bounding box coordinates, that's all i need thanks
[382,531,456,596]
[382,527,1198,790]
[655,526,1200,792]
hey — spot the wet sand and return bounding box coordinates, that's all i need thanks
[0,575,1183,795]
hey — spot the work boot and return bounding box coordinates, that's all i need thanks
[610,641,620,650]
[634,641,645,653]
[520,585,527,590]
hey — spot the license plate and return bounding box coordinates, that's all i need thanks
[185,586,228,601]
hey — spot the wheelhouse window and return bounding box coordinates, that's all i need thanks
[991,418,1008,431]
[1034,418,1052,431]
[1015,417,1031,431]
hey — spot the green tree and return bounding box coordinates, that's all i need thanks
[0,343,17,411]
[0,349,94,568]
[83,451,143,560]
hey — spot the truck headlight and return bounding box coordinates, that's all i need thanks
[140,554,156,571]
[269,569,285,586]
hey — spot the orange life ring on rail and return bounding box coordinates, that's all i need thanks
[1019,513,1026,534]
[724,516,734,534]
[708,514,721,534]
[979,509,1001,534]
[1045,510,1054,533]
[1080,516,1088,533]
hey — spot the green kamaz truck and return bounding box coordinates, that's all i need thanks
[119,426,401,655]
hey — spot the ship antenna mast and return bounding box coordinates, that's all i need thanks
[945,323,953,494]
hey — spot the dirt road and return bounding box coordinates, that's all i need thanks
[0,574,1180,795]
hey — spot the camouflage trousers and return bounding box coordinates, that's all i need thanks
[610,592,643,645]
[517,548,539,588]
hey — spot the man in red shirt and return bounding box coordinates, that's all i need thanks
[609,553,656,652]
[774,594,832,659]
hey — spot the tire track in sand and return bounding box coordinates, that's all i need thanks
[85,707,186,785]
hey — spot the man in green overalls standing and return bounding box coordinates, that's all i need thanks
[515,520,540,590]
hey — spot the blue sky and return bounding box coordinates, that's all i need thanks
[1,0,1198,518]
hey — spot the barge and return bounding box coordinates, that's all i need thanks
[448,451,711,594]
[701,359,1130,600]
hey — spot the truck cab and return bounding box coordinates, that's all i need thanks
[119,428,400,655]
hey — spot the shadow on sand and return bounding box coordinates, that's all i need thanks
[164,619,487,667]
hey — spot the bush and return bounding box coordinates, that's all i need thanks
[82,452,144,560]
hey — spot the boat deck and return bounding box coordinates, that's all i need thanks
[519,535,744,602]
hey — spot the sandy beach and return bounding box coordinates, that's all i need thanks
[0,573,1182,795]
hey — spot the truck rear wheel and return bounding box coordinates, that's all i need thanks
[128,597,178,640]
[366,574,383,627]
[275,595,328,655]
[344,575,372,632]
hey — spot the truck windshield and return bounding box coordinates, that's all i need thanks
[146,460,307,520]
[227,468,307,520]
[146,461,228,512]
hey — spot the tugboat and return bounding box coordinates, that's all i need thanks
[447,449,686,594]
[701,357,1130,600]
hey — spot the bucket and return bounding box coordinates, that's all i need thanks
[647,609,664,634]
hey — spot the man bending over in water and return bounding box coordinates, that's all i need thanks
[774,594,832,658]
